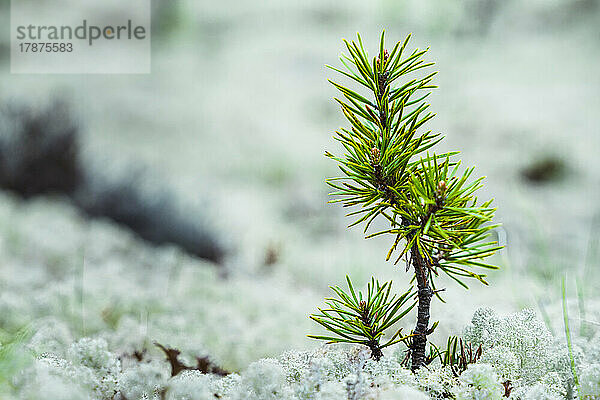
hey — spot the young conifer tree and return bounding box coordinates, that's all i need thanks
[309,32,501,371]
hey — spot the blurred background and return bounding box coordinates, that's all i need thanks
[0,0,599,372]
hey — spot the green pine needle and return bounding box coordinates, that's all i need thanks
[308,276,415,356]
[325,31,502,290]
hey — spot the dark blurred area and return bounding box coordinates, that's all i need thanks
[0,100,224,263]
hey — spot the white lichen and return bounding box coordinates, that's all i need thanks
[579,363,600,399]
[463,308,572,392]
[454,363,503,400]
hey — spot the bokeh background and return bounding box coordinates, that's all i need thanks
[0,0,599,372]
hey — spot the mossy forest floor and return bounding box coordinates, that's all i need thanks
[0,0,599,398]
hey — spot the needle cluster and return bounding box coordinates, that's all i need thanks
[310,31,501,370]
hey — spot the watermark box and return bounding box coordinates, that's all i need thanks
[10,0,151,74]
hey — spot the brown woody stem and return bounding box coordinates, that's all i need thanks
[366,339,383,361]
[410,245,433,371]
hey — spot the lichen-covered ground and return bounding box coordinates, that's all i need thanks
[0,0,599,399]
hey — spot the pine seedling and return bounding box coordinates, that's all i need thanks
[310,31,501,371]
[308,276,415,360]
